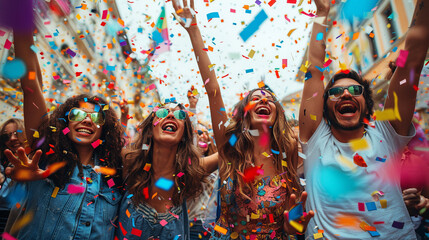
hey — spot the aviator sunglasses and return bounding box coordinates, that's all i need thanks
[68,108,106,125]
[327,85,364,101]
[155,108,187,120]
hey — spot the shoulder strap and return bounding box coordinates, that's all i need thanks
[182,199,190,240]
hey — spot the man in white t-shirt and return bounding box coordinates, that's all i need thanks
[298,0,429,239]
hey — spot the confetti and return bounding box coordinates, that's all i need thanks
[67,184,85,194]
[155,177,174,191]
[239,9,268,42]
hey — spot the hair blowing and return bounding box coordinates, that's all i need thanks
[219,88,301,200]
[35,94,124,188]
[123,104,206,206]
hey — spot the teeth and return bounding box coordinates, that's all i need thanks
[256,107,270,114]
[163,123,177,132]
[77,129,92,134]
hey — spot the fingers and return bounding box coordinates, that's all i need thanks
[190,0,194,9]
[300,191,308,205]
[403,188,419,195]
[305,210,315,222]
[16,147,30,166]
[182,0,188,8]
[4,149,20,167]
[30,150,43,168]
[288,193,297,208]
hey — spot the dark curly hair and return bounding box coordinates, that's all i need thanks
[123,103,206,206]
[34,94,124,188]
[323,70,374,122]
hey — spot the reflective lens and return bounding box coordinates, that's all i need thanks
[68,108,105,125]
[328,85,363,100]
[155,108,187,120]
[0,132,17,142]
[197,130,203,135]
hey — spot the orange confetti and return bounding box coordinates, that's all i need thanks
[334,214,361,230]
[94,166,117,176]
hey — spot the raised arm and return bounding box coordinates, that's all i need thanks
[299,0,330,142]
[172,0,228,148]
[385,0,429,136]
[13,28,47,147]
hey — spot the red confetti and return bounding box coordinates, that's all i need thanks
[353,153,367,167]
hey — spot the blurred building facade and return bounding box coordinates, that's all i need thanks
[282,0,429,130]
[0,0,159,125]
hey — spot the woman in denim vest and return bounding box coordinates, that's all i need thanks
[3,10,125,239]
[117,102,218,240]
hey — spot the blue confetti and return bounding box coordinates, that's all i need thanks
[1,59,26,80]
[155,177,174,191]
[229,134,237,146]
[239,9,268,42]
[206,12,220,21]
[366,202,377,211]
[245,69,254,73]
[375,157,386,162]
[305,71,312,81]
[271,149,280,154]
[316,32,323,41]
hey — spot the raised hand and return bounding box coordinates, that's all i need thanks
[283,191,314,235]
[403,188,428,216]
[4,147,46,182]
[187,86,199,109]
[171,0,197,29]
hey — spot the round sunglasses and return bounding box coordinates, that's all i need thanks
[68,108,105,125]
[327,85,364,101]
[155,108,187,120]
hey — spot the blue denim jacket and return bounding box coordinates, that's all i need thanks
[116,192,189,240]
[16,164,122,240]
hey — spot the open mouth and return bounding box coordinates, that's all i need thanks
[255,106,271,116]
[161,121,178,133]
[336,101,358,116]
[76,128,94,134]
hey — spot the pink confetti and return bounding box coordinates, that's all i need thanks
[102,10,108,19]
[188,157,191,165]
[91,140,100,149]
[204,78,210,85]
[67,184,85,194]
[399,79,406,85]
[160,219,168,226]
[358,202,365,211]
[177,172,184,177]
[0,30,5,37]
[230,9,236,13]
[282,59,287,68]
[62,127,70,135]
[4,39,12,49]
[107,178,115,188]
[1,233,17,240]
[396,50,409,68]
[323,59,333,68]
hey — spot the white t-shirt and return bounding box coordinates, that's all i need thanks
[302,120,417,239]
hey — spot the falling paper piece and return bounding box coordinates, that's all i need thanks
[214,225,227,235]
[160,219,168,226]
[206,12,220,21]
[239,9,268,42]
[67,184,85,194]
[155,177,174,191]
[94,166,116,175]
[353,153,368,167]
[396,50,409,68]
[349,138,369,151]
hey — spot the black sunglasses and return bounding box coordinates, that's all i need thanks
[0,131,18,143]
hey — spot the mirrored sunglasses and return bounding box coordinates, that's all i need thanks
[155,108,187,120]
[327,85,364,101]
[68,108,105,125]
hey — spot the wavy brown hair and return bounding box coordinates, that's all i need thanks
[124,103,206,206]
[34,94,124,188]
[219,88,301,200]
[1,118,27,168]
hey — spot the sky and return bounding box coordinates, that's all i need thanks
[116,0,317,123]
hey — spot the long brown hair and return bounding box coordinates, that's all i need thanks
[124,103,206,206]
[34,94,124,188]
[219,88,301,200]
[0,118,27,167]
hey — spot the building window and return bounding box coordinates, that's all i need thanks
[382,4,398,43]
[368,28,378,61]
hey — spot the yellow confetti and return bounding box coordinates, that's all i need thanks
[262,152,270,157]
[349,138,369,151]
[289,220,303,233]
[339,61,348,71]
[10,211,34,235]
[359,221,370,231]
[374,109,396,121]
[248,49,255,58]
[337,155,356,171]
[33,131,39,138]
[192,89,199,96]
[103,105,109,110]
[313,233,324,239]
[51,187,59,198]
[380,199,387,208]
[76,14,81,20]
[310,114,317,121]
[230,232,239,239]
[282,160,287,167]
[214,225,228,235]
[250,213,260,219]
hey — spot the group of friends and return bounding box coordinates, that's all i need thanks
[0,0,429,239]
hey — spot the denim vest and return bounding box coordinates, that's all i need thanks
[16,164,122,240]
[116,192,189,240]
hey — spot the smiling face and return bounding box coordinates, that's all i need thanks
[67,103,103,146]
[3,123,24,153]
[249,90,277,129]
[152,104,186,146]
[197,124,209,153]
[325,78,367,130]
